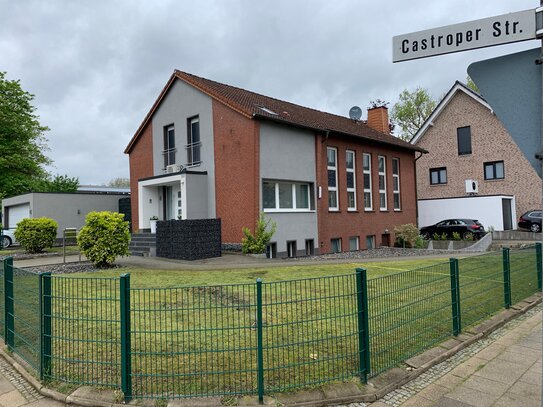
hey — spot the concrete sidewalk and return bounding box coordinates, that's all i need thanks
[370,306,542,407]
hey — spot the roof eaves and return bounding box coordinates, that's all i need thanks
[410,81,492,145]
[174,71,254,119]
[253,113,424,153]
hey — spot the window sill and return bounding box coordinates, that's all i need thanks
[484,178,505,182]
[379,209,388,212]
[364,209,375,213]
[430,183,447,186]
[263,209,315,213]
[394,209,402,212]
[347,209,358,213]
[328,209,340,213]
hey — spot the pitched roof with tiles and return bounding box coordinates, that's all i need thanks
[124,70,423,153]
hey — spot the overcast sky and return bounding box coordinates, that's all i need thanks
[0,0,538,185]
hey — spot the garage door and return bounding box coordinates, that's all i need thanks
[7,204,30,229]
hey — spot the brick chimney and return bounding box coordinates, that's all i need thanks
[367,106,390,134]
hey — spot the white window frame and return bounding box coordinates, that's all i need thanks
[363,153,372,211]
[378,155,387,211]
[327,147,339,211]
[392,158,400,211]
[346,150,356,211]
[262,181,312,212]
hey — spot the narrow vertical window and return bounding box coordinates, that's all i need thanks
[457,126,472,155]
[363,153,372,211]
[187,116,201,166]
[392,158,400,211]
[163,124,175,168]
[346,150,356,211]
[378,155,387,211]
[327,147,338,211]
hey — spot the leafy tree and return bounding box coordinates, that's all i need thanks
[466,76,479,93]
[38,174,79,193]
[0,72,51,198]
[390,87,437,141]
[108,177,130,188]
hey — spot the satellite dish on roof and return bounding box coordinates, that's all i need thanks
[349,106,362,121]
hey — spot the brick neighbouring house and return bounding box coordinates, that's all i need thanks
[411,81,542,231]
[124,70,424,257]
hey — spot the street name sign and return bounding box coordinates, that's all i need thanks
[393,9,536,62]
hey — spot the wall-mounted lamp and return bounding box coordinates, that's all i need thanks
[149,198,152,204]
[77,209,81,215]
[384,229,389,234]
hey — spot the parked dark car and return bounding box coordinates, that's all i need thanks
[420,219,485,240]
[518,210,541,233]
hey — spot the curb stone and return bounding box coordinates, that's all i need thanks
[0,296,539,407]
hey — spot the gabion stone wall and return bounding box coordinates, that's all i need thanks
[156,219,221,260]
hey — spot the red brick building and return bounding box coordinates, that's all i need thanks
[124,71,423,256]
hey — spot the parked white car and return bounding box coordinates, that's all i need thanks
[1,229,17,248]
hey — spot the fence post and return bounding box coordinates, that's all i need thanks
[3,257,14,350]
[449,258,461,336]
[355,268,370,383]
[536,243,542,291]
[120,274,132,402]
[256,278,264,404]
[502,248,511,309]
[39,272,52,380]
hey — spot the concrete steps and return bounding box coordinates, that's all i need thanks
[129,232,156,256]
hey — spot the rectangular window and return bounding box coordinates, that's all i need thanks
[305,239,314,256]
[378,155,387,211]
[349,236,359,251]
[457,126,472,155]
[429,167,447,185]
[266,242,277,259]
[366,235,375,250]
[287,241,297,258]
[346,150,356,211]
[163,124,176,168]
[262,181,311,211]
[392,158,400,211]
[327,147,338,210]
[484,161,505,180]
[363,153,372,211]
[331,238,342,253]
[187,116,201,166]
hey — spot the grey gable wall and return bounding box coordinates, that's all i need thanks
[259,122,318,255]
[152,79,216,218]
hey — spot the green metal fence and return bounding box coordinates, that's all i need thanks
[0,243,540,402]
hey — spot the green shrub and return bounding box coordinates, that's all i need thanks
[452,232,461,241]
[463,232,474,241]
[242,213,276,254]
[14,217,57,253]
[77,211,130,268]
[440,232,448,241]
[414,236,427,249]
[432,232,441,241]
[393,223,419,248]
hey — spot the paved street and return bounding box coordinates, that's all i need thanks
[368,305,542,407]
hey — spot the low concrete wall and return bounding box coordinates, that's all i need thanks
[492,231,542,241]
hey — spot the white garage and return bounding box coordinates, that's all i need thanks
[418,195,516,231]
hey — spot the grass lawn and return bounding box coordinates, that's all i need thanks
[76,257,453,287]
[0,245,80,257]
[7,249,539,400]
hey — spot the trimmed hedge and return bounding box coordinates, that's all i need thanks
[14,217,58,253]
